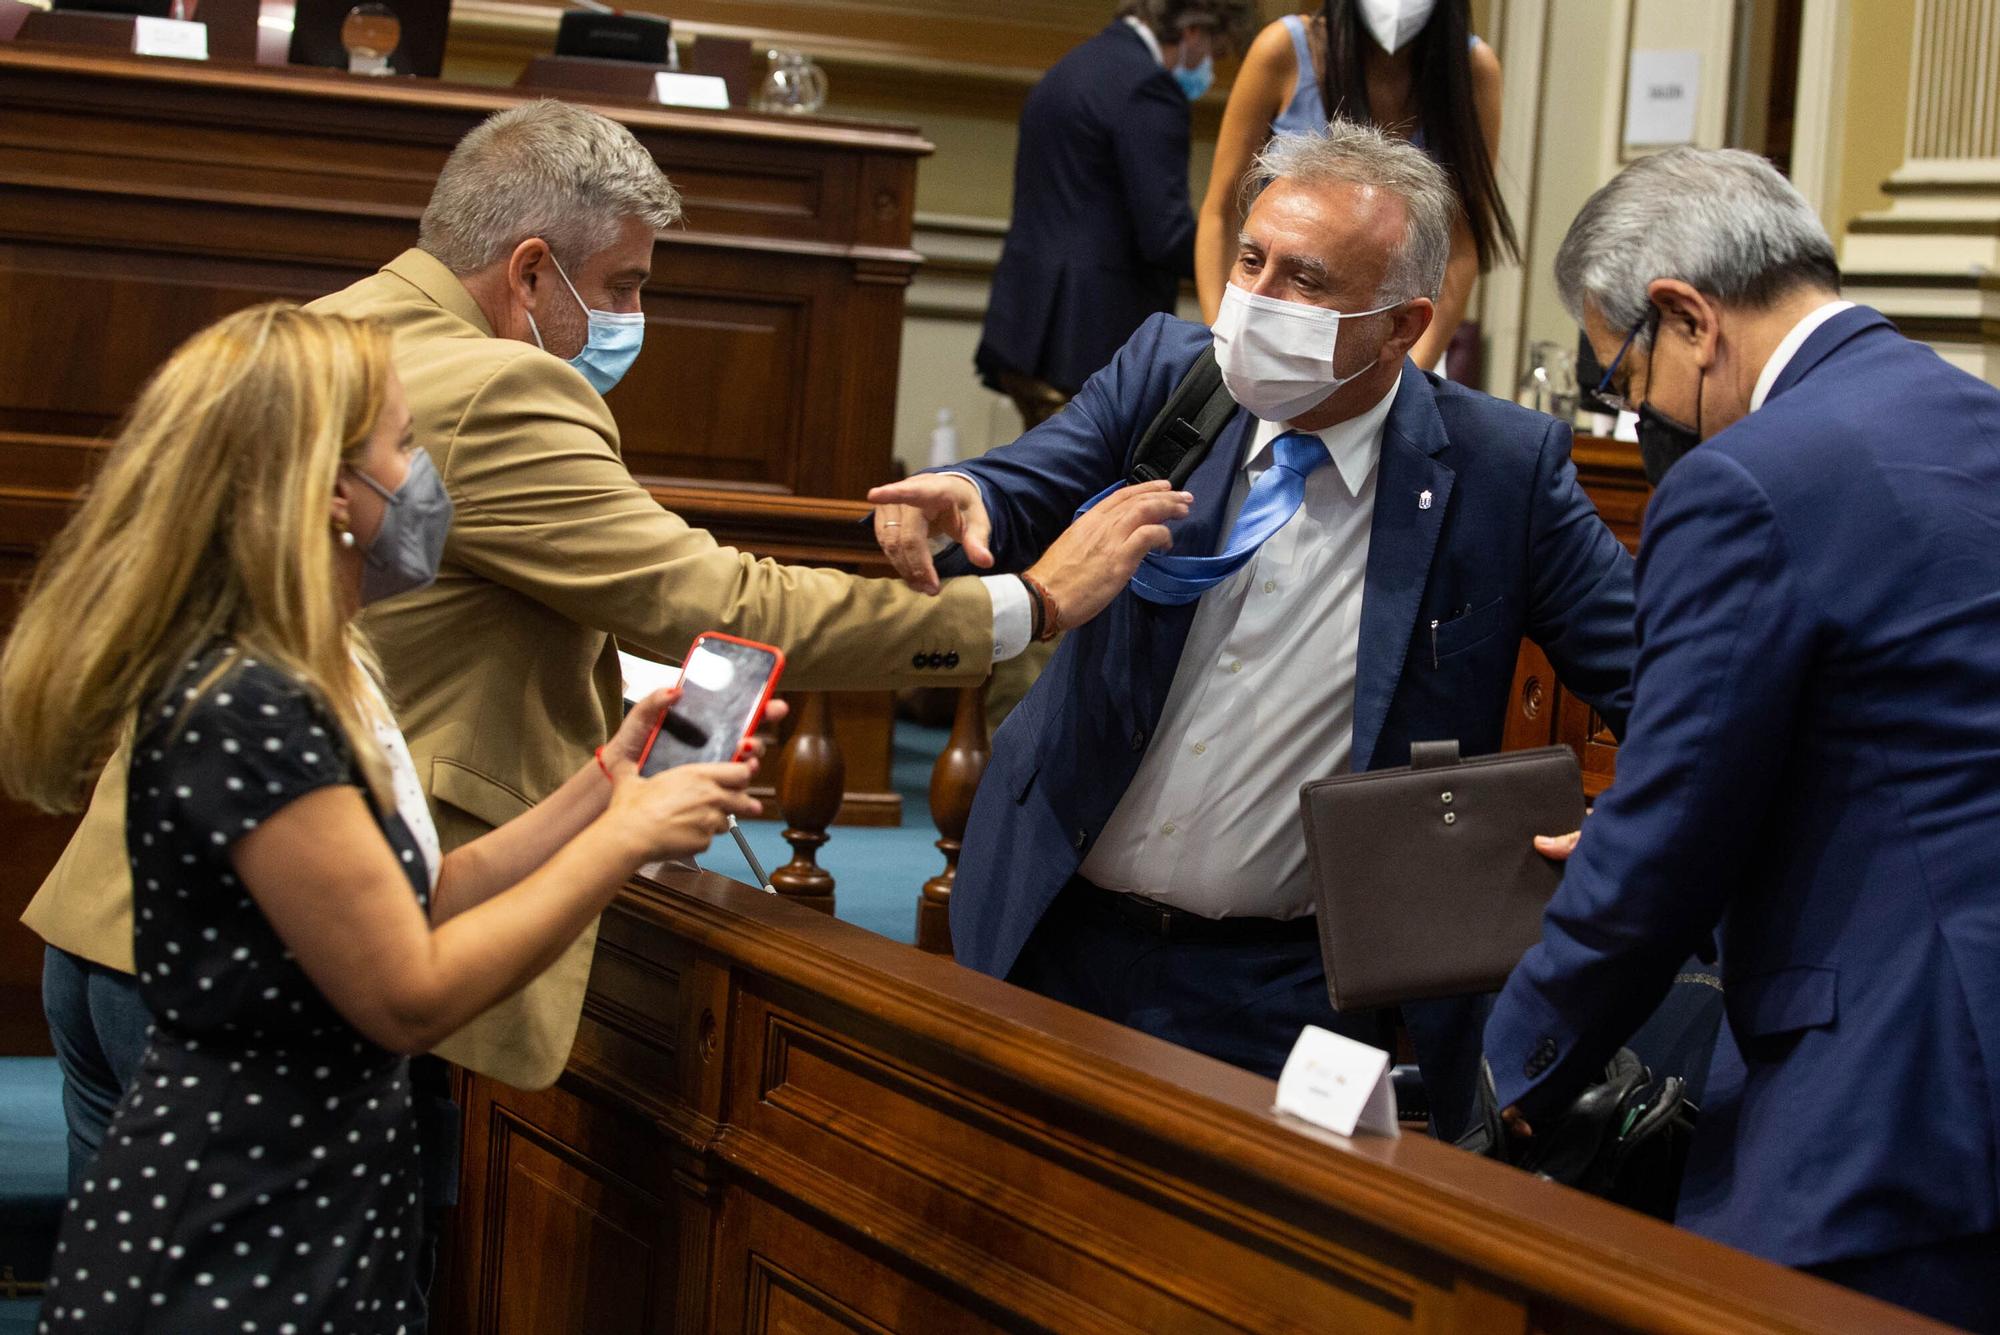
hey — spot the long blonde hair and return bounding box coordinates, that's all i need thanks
[0,304,397,812]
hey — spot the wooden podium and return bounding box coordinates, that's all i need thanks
[436,864,1942,1334]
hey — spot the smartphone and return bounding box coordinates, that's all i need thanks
[637,632,786,778]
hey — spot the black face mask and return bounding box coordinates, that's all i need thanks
[1635,335,1703,487]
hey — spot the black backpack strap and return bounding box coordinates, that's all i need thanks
[1125,347,1235,489]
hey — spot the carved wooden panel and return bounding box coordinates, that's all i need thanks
[445,870,1935,1335]
[0,47,926,501]
[453,1076,689,1335]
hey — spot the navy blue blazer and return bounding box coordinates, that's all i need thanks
[1485,307,2000,1267]
[976,23,1197,396]
[945,315,1636,1126]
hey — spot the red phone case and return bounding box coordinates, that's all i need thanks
[636,631,787,771]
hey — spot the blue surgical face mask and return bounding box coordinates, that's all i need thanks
[524,255,645,396]
[1174,54,1213,100]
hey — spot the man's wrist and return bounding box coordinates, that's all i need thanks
[1020,571,1063,642]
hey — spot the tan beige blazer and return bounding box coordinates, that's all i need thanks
[24,248,992,1089]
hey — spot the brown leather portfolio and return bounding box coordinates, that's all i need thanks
[1299,740,1583,1011]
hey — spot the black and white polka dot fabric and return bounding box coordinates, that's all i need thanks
[41,645,428,1334]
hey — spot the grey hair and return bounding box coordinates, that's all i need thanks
[1554,147,1839,346]
[1245,119,1456,303]
[418,100,682,274]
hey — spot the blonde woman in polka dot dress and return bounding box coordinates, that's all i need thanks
[0,306,770,1333]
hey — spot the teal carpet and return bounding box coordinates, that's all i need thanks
[699,721,951,944]
[0,1055,63,1321]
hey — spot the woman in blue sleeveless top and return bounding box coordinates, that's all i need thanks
[1195,0,1518,371]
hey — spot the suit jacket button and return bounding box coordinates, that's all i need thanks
[927,651,945,668]
[1131,729,1147,751]
[1525,1037,1557,1078]
[1073,828,1087,850]
[944,651,960,668]
[912,652,926,669]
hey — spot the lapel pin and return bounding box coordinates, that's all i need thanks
[1418,489,1433,510]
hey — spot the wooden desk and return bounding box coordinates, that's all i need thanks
[1502,435,1648,795]
[441,866,1944,1334]
[0,48,930,1049]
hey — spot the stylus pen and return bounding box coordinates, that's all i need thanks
[727,815,776,894]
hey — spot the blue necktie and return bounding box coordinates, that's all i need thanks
[1075,430,1329,606]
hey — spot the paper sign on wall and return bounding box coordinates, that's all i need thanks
[1624,49,1700,149]
[1274,1025,1400,1139]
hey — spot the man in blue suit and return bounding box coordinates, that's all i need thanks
[976,0,1254,427]
[874,123,1637,1141]
[1484,147,2000,1329]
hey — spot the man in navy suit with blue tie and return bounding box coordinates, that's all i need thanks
[1484,148,2000,1329]
[872,122,1638,1141]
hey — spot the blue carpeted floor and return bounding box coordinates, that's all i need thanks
[697,721,951,944]
[0,1056,64,1326]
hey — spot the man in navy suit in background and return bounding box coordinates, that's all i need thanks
[1485,148,2000,1329]
[976,0,1255,428]
[874,123,1639,1141]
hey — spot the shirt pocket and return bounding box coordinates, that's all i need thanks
[1431,596,1507,664]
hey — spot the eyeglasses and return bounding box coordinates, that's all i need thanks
[1592,313,1656,415]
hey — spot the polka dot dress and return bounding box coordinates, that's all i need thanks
[40,646,428,1334]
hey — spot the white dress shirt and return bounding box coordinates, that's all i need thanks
[1080,379,1401,918]
[1121,14,1167,66]
[1750,300,1854,413]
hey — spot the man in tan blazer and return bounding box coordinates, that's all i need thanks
[26,98,1187,1184]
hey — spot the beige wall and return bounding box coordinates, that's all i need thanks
[1833,0,1916,238]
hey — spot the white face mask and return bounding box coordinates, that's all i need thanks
[1358,0,1438,54]
[1210,283,1399,422]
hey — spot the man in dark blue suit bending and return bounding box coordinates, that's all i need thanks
[1484,148,2000,1330]
[872,122,1637,1141]
[976,0,1254,427]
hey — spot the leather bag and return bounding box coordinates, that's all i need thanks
[1298,740,1583,1011]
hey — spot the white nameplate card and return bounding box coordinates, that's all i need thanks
[131,16,209,61]
[1274,1025,1400,1139]
[652,72,730,110]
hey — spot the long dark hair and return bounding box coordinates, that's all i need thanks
[1319,0,1520,269]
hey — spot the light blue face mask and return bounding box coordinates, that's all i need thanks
[1174,54,1213,100]
[525,255,645,396]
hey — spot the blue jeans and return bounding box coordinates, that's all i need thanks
[40,945,152,1196]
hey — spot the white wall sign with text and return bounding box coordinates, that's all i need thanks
[1624,49,1701,149]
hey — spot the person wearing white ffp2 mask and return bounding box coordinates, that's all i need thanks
[1209,171,1431,425]
[1357,0,1438,54]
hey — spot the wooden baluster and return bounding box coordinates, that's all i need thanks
[917,681,990,955]
[771,691,841,914]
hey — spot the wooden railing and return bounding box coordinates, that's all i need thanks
[769,684,990,953]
